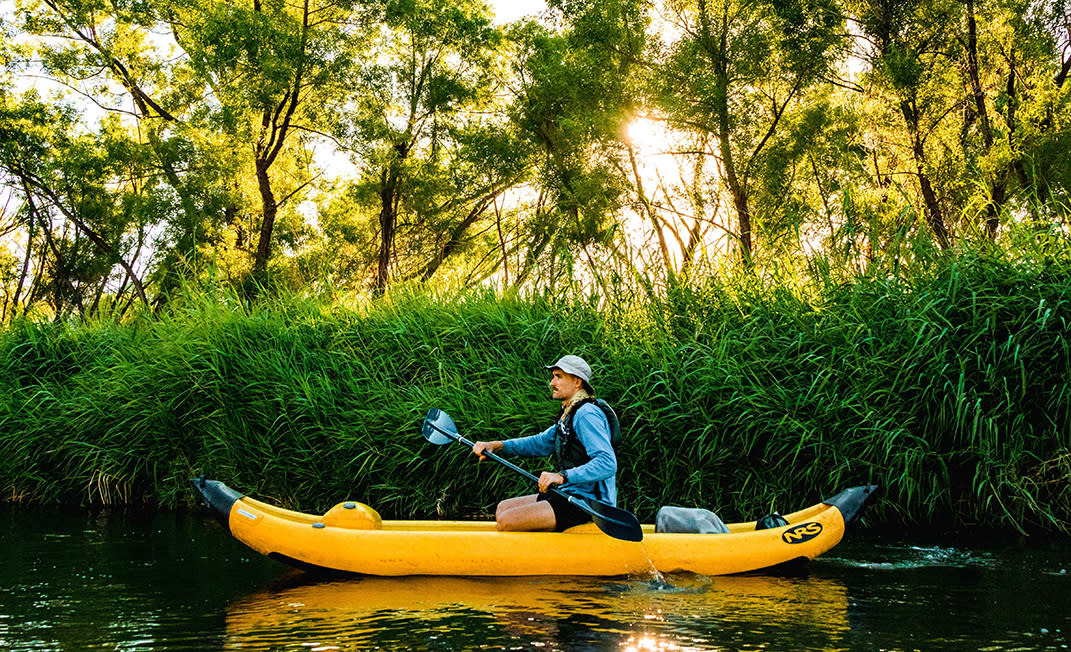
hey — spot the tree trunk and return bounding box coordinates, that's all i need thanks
[985,180,1007,239]
[11,195,37,318]
[250,0,309,276]
[375,163,401,293]
[965,0,993,149]
[915,150,950,248]
[965,0,1003,239]
[495,198,509,287]
[717,109,754,265]
[626,146,676,284]
[253,159,277,273]
[900,99,950,248]
[706,0,753,267]
[725,169,754,265]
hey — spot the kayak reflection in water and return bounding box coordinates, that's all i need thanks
[471,355,618,532]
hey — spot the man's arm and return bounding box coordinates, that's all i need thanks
[500,424,556,457]
[473,424,556,459]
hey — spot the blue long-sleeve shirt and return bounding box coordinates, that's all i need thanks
[501,402,617,505]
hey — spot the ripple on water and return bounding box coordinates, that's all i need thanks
[821,542,995,570]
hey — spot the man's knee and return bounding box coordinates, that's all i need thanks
[495,506,529,531]
[495,502,555,532]
[497,513,542,532]
[495,494,535,519]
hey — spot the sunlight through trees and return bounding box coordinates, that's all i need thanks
[0,0,1068,320]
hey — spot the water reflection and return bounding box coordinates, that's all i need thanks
[225,572,851,650]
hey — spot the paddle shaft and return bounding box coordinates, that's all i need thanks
[426,421,590,511]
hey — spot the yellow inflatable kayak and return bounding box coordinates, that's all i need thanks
[192,478,876,576]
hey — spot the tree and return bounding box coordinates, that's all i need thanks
[962,0,1071,234]
[168,0,367,276]
[0,92,161,318]
[847,0,1071,249]
[654,0,846,266]
[18,0,217,293]
[339,0,506,292]
[14,0,371,296]
[505,0,646,290]
[407,125,530,283]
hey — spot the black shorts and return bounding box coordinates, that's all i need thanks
[537,491,593,531]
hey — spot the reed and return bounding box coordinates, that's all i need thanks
[1,252,1068,535]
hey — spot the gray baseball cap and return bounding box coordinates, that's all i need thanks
[545,355,593,386]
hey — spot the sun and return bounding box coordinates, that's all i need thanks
[623,116,685,187]
[625,116,669,154]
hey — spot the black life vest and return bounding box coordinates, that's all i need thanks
[553,398,619,471]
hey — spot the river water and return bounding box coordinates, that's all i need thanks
[2,505,1069,651]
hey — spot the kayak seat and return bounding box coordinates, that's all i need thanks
[655,506,730,534]
[320,501,383,530]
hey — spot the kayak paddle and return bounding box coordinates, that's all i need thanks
[422,407,643,542]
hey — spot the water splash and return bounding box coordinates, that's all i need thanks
[638,541,670,588]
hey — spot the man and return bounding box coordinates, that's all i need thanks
[472,355,617,532]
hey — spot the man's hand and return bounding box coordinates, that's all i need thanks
[538,471,566,493]
[471,440,503,460]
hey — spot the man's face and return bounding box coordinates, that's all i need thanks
[549,368,582,401]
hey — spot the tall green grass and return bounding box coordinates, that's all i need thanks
[1,253,1069,535]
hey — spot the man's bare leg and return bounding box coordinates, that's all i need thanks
[496,494,536,519]
[495,494,556,531]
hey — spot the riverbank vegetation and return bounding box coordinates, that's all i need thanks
[0,0,1069,535]
[1,246,1069,535]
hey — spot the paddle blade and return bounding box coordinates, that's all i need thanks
[422,408,459,445]
[567,494,644,542]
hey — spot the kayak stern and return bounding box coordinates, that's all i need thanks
[192,476,243,526]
